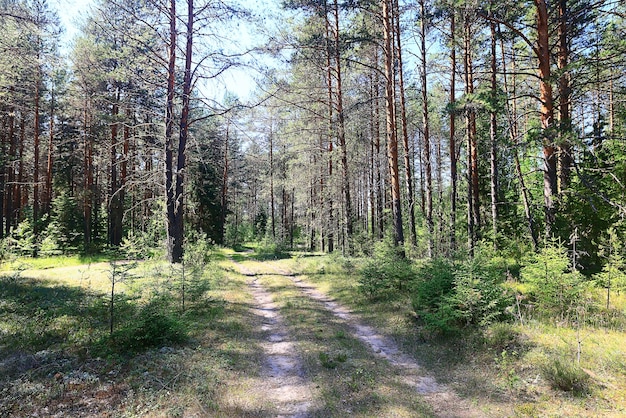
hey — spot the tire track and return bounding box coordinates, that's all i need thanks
[268,263,481,418]
[232,260,316,417]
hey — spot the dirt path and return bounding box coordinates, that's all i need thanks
[267,263,481,418]
[233,261,317,417]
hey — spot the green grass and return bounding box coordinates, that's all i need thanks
[0,254,113,271]
[0,251,274,417]
[256,269,434,417]
[285,254,626,417]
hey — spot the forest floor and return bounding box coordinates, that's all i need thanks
[1,250,625,417]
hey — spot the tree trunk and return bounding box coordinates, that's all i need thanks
[325,1,334,252]
[536,0,556,234]
[165,0,178,261]
[419,0,433,257]
[18,116,26,222]
[270,123,276,238]
[489,20,499,246]
[221,120,230,242]
[382,0,404,249]
[5,108,15,236]
[557,0,571,194]
[332,0,353,249]
[395,0,417,248]
[463,18,477,253]
[374,46,384,239]
[45,86,54,215]
[169,0,194,263]
[449,11,457,253]
[83,102,93,248]
[34,70,41,237]
[109,88,122,246]
[500,33,538,250]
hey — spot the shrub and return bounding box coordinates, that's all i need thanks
[253,238,289,260]
[447,256,513,327]
[359,240,413,299]
[541,354,592,395]
[109,297,188,353]
[410,258,455,313]
[520,241,584,320]
[484,323,522,351]
[411,254,512,333]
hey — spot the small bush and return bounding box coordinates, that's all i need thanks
[520,241,584,320]
[359,240,413,299]
[541,355,592,395]
[107,297,188,354]
[411,254,512,334]
[484,323,521,351]
[253,239,289,260]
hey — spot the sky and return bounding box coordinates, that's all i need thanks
[54,0,93,49]
[51,0,284,102]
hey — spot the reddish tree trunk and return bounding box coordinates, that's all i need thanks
[396,0,417,248]
[382,0,404,249]
[449,12,457,253]
[536,0,557,232]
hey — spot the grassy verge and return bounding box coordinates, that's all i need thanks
[0,250,273,417]
[284,254,626,417]
[243,259,433,417]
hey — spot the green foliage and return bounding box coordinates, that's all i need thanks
[447,256,513,327]
[253,210,268,239]
[484,323,522,352]
[541,354,592,395]
[10,219,37,256]
[41,191,83,254]
[319,351,347,369]
[410,252,512,334]
[107,296,188,354]
[120,213,165,260]
[593,228,626,310]
[410,258,455,315]
[520,240,584,319]
[358,240,413,299]
[178,232,213,311]
[225,216,253,247]
[252,238,290,260]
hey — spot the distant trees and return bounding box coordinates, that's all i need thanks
[1,0,626,275]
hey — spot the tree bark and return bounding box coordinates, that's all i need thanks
[83,102,93,248]
[463,17,477,253]
[395,0,417,248]
[557,0,571,194]
[221,120,230,242]
[449,11,457,253]
[332,0,353,248]
[325,1,334,252]
[419,0,433,257]
[536,0,557,234]
[45,85,55,215]
[500,33,538,250]
[109,88,122,246]
[165,0,178,261]
[382,0,404,249]
[489,20,499,246]
[169,0,194,263]
[34,68,41,237]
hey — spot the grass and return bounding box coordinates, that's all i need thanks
[252,263,433,417]
[0,249,275,417]
[3,249,625,417]
[285,254,626,417]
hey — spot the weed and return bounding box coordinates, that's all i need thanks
[484,323,521,351]
[541,353,592,395]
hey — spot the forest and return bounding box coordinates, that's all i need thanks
[1,0,626,416]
